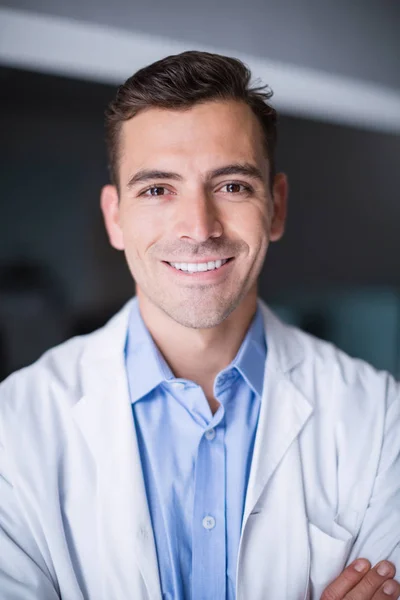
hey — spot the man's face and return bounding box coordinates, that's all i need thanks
[101,100,287,329]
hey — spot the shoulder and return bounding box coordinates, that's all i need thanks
[262,302,398,409]
[295,323,397,402]
[0,334,86,410]
[0,299,133,423]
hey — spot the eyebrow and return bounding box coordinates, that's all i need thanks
[210,163,265,182]
[126,162,265,188]
[127,170,183,187]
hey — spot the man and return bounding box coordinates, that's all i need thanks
[0,51,399,600]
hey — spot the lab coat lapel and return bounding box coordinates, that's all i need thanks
[236,304,313,598]
[243,302,313,522]
[72,303,162,600]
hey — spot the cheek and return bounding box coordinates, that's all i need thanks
[120,206,165,257]
[229,205,269,253]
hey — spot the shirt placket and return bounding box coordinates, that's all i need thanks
[191,413,226,600]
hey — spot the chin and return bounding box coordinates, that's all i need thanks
[173,313,225,330]
[164,296,242,330]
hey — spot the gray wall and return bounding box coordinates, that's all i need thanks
[1,0,399,89]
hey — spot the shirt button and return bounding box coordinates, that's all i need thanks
[205,428,216,441]
[202,516,216,530]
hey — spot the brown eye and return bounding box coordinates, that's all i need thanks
[148,186,166,196]
[220,182,250,194]
[226,183,242,193]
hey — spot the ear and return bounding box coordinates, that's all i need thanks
[270,172,288,242]
[100,184,125,250]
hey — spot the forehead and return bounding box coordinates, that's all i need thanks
[118,100,267,181]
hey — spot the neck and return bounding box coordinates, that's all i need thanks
[136,289,258,389]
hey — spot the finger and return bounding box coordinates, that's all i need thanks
[320,558,371,599]
[372,578,400,599]
[346,561,396,599]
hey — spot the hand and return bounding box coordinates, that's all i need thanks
[321,559,400,599]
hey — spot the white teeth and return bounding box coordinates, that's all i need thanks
[169,259,229,272]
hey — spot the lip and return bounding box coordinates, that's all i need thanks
[163,257,235,280]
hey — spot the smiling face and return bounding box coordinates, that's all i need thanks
[101,100,287,329]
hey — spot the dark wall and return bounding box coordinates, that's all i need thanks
[1,66,400,374]
[264,115,400,294]
[0,66,133,317]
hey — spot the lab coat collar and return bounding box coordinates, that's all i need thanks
[259,298,304,374]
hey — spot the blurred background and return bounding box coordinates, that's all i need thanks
[0,0,400,381]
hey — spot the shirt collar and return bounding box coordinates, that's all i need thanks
[125,299,174,404]
[125,298,267,404]
[226,302,266,398]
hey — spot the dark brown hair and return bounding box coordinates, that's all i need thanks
[105,50,277,188]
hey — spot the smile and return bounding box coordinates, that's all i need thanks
[167,259,231,273]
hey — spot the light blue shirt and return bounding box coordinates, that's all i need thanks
[125,299,266,600]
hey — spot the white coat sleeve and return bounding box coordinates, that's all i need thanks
[347,376,400,570]
[0,389,60,600]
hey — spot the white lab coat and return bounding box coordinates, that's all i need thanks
[0,298,399,600]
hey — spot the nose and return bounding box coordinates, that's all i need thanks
[175,190,223,243]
